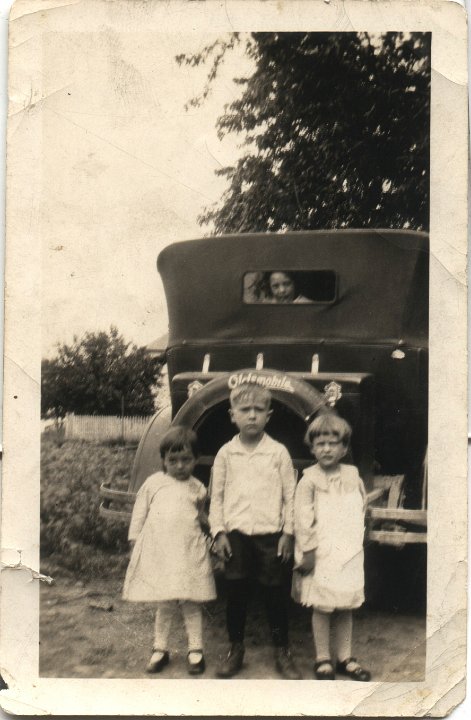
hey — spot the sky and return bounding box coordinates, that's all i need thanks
[38,31,253,357]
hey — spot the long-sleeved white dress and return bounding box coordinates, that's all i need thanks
[292,463,366,612]
[123,472,216,603]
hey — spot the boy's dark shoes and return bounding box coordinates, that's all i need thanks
[146,649,170,673]
[314,659,335,680]
[336,657,371,681]
[275,647,302,680]
[187,650,206,675]
[216,642,245,678]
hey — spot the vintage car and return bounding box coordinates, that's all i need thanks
[100,230,428,554]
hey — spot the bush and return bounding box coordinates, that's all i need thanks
[40,437,137,578]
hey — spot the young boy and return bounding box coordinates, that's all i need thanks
[209,383,301,679]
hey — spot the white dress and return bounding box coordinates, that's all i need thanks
[292,463,366,612]
[123,472,216,603]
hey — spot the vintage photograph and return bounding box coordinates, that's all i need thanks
[38,29,430,682]
[2,0,468,715]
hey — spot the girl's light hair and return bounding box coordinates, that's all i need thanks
[229,383,271,408]
[305,414,352,447]
[159,425,199,459]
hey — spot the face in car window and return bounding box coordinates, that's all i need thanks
[268,272,296,303]
[243,270,336,304]
[265,271,313,304]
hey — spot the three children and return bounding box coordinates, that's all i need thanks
[123,384,370,680]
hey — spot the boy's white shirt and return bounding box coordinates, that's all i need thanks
[209,432,296,537]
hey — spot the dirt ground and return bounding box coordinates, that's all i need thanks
[40,576,425,681]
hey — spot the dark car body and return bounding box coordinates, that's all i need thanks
[101,230,428,546]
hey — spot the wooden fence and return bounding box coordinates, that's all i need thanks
[62,413,150,442]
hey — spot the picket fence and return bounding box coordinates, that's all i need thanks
[63,413,150,442]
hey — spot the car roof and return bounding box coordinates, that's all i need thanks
[157,230,428,347]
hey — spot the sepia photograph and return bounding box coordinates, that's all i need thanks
[1,1,467,716]
[38,28,429,682]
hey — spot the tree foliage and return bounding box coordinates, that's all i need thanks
[41,327,161,418]
[178,32,430,233]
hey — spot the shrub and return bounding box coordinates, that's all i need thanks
[40,437,137,578]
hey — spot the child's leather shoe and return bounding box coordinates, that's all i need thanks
[187,650,205,675]
[314,659,335,680]
[336,657,371,681]
[216,642,245,678]
[275,647,302,679]
[146,649,170,673]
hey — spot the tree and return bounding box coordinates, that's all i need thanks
[178,32,430,233]
[41,327,162,419]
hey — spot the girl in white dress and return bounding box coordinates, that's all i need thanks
[293,415,371,681]
[123,426,216,675]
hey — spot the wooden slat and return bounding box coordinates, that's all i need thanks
[421,452,428,509]
[369,508,427,525]
[368,530,427,545]
[99,484,136,503]
[387,476,405,508]
[366,488,387,505]
[99,503,132,521]
[373,475,404,489]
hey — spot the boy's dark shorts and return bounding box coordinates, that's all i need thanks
[225,530,292,586]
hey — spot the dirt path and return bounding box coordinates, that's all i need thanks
[40,577,425,681]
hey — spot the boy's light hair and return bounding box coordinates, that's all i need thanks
[229,383,271,409]
[305,414,352,447]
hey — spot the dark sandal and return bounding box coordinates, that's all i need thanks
[314,659,335,680]
[336,657,371,682]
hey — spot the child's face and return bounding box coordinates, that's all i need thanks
[164,448,196,481]
[230,396,272,441]
[269,272,296,303]
[311,432,347,470]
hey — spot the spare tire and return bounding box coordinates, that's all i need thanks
[173,368,329,429]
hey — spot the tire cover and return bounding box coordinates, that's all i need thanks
[172,368,329,429]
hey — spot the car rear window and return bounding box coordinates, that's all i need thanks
[243,270,337,304]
